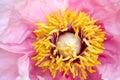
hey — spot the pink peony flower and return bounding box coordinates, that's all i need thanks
[0,0,120,80]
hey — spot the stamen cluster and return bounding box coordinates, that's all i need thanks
[33,9,106,80]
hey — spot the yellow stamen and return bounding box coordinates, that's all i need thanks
[32,9,106,80]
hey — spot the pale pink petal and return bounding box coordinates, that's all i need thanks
[0,11,32,44]
[0,49,21,80]
[99,37,120,80]
[0,0,36,54]
[16,0,68,23]
[0,0,34,44]
[17,55,30,80]
[0,0,13,35]
[0,35,35,54]
[100,10,120,37]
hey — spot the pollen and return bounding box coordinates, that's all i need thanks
[32,9,106,80]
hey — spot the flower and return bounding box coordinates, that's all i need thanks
[0,0,120,80]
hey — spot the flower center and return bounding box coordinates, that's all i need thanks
[57,32,81,57]
[32,9,106,80]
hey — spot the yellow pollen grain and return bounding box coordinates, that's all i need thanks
[32,9,106,80]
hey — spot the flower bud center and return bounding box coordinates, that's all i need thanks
[57,32,81,57]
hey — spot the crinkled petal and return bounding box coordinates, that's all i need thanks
[17,55,30,80]
[0,0,13,35]
[16,0,68,23]
[0,0,34,44]
[0,49,21,80]
[0,12,33,44]
[99,37,120,80]
[100,10,120,37]
[0,0,35,54]
[0,0,67,54]
[0,36,35,54]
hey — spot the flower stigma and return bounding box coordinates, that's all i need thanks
[32,9,106,80]
[57,32,81,57]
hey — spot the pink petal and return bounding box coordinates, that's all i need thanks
[17,55,30,80]
[0,0,34,44]
[87,69,102,80]
[100,10,120,37]
[0,49,22,80]
[29,59,53,80]
[0,0,67,54]
[0,0,13,35]
[99,37,120,80]
[0,17,33,44]
[0,0,36,54]
[0,36,35,54]
[16,0,68,23]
